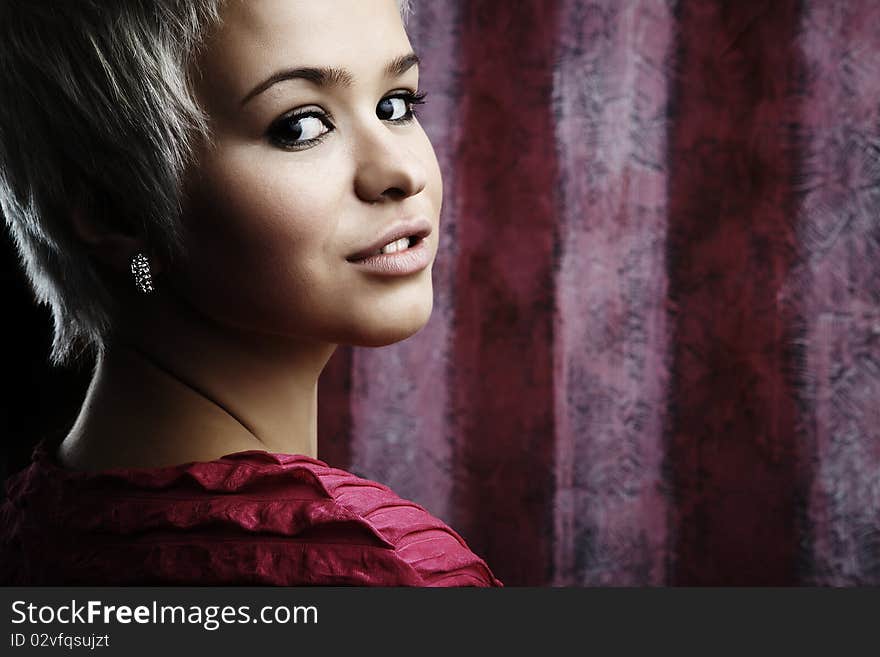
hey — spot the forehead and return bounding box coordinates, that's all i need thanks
[197,0,411,99]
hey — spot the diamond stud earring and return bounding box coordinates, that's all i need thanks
[130,252,155,294]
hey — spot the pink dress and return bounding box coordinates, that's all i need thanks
[0,438,502,586]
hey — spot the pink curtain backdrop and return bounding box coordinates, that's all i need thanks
[318,0,880,586]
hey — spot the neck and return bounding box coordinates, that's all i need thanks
[58,285,337,471]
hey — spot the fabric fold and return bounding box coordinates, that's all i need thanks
[0,438,502,587]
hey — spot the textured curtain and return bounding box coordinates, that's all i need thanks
[319,0,880,586]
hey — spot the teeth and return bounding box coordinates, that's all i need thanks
[378,236,411,255]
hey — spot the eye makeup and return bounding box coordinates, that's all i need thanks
[266,90,428,150]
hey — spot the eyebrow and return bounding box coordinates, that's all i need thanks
[240,52,420,106]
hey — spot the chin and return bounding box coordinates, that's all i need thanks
[344,295,434,348]
[354,326,426,348]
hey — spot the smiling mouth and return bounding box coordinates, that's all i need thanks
[347,235,424,261]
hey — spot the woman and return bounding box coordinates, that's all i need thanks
[0,0,501,586]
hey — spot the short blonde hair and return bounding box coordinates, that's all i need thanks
[0,0,413,367]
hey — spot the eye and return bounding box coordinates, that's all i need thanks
[376,91,428,122]
[267,110,333,149]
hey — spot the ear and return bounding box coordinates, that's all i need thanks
[69,204,163,276]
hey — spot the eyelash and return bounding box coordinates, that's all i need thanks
[267,90,428,151]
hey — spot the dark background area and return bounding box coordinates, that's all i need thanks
[0,230,91,490]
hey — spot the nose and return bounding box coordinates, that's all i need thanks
[353,124,427,203]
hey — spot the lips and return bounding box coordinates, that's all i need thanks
[346,217,433,261]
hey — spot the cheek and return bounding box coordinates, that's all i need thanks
[417,130,444,211]
[188,148,333,255]
[176,146,345,323]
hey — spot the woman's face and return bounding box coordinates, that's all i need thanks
[176,0,442,348]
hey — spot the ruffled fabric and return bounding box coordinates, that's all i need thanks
[0,438,502,587]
